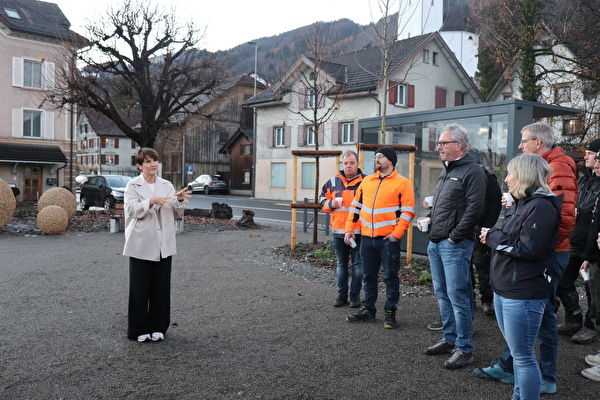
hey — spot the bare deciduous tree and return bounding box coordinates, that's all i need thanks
[49,0,226,148]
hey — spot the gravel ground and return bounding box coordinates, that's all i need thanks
[0,216,598,399]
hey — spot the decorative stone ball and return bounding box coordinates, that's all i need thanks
[37,205,69,235]
[38,187,77,220]
[0,178,16,229]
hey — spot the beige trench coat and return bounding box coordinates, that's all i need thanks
[122,175,185,261]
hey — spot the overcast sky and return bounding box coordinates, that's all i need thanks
[53,0,383,52]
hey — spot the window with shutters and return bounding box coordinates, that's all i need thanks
[23,110,42,138]
[13,57,54,90]
[24,60,42,89]
[307,88,316,108]
[341,122,354,144]
[13,108,53,139]
[274,126,285,147]
[395,83,408,106]
[306,126,316,146]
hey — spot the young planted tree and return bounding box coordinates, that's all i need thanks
[275,23,346,244]
[49,0,226,148]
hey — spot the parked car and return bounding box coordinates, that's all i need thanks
[75,174,92,190]
[80,175,133,210]
[187,174,229,195]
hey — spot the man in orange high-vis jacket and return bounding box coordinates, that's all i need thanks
[320,151,366,308]
[344,146,415,329]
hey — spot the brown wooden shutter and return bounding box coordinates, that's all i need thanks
[298,126,305,146]
[318,125,324,146]
[408,85,415,108]
[435,87,447,109]
[101,138,106,148]
[284,126,291,147]
[115,155,119,165]
[268,126,273,147]
[388,81,397,104]
[114,138,119,148]
[331,122,339,145]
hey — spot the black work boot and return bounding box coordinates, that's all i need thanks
[333,294,347,307]
[346,306,376,322]
[349,294,361,308]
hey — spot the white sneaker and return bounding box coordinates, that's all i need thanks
[585,352,600,366]
[581,365,600,381]
[137,334,151,342]
[151,332,164,341]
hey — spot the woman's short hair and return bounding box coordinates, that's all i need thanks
[507,153,553,199]
[443,123,470,150]
[135,147,159,165]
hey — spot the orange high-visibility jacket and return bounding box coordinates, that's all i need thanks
[319,170,365,237]
[345,170,415,239]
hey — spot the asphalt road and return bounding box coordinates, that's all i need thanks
[1,225,598,399]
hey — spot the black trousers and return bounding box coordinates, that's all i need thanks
[127,256,172,339]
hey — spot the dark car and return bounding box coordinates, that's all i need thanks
[75,174,92,190]
[187,174,228,194]
[80,175,133,210]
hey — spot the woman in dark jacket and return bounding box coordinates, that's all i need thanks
[480,153,562,400]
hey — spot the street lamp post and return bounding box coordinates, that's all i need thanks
[248,41,258,198]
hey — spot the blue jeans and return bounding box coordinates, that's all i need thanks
[360,236,401,312]
[497,251,568,384]
[428,239,474,353]
[331,236,363,296]
[495,293,546,400]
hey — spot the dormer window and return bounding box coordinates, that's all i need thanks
[4,7,21,19]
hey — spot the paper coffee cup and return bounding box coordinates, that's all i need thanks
[425,196,434,207]
[335,197,343,206]
[418,218,429,233]
[580,268,590,281]
[503,193,514,207]
[349,237,357,248]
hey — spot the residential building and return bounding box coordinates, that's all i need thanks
[157,74,265,190]
[0,0,83,201]
[219,127,253,195]
[487,41,599,147]
[76,110,140,177]
[245,32,484,201]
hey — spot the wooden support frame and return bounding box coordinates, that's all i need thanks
[289,150,342,249]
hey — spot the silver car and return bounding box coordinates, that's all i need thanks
[187,175,228,195]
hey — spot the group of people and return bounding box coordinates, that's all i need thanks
[320,122,600,399]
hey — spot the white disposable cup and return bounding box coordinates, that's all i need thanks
[503,193,514,207]
[580,268,590,281]
[349,237,357,248]
[335,197,343,207]
[418,218,429,233]
[425,196,434,207]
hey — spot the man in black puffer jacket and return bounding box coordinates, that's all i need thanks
[422,123,486,370]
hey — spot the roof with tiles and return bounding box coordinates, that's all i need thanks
[244,33,435,106]
[0,0,82,42]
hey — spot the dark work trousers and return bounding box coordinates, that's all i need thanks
[127,256,172,339]
[471,227,493,305]
[557,245,587,325]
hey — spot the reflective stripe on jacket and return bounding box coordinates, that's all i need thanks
[319,170,365,238]
[345,170,415,239]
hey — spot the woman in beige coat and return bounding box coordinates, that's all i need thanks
[123,148,191,342]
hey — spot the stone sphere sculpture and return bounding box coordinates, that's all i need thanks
[37,205,68,235]
[38,187,77,220]
[0,178,16,229]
